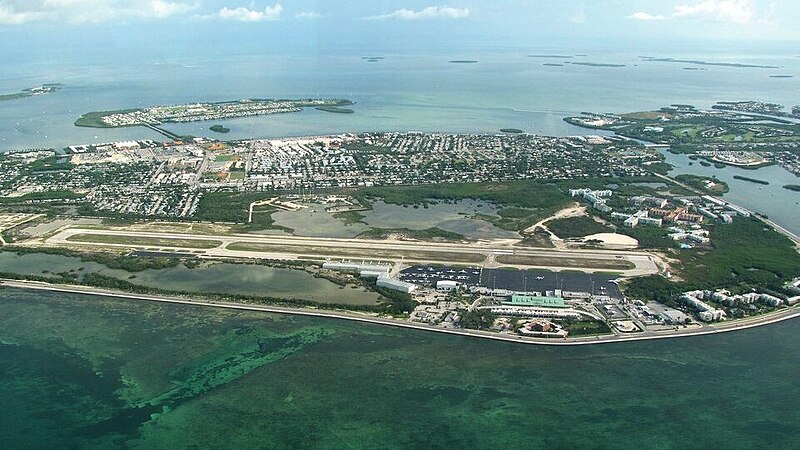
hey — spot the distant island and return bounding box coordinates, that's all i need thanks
[500,128,524,133]
[362,56,384,62]
[0,83,63,102]
[527,55,573,59]
[75,98,355,128]
[315,105,354,114]
[769,75,793,78]
[449,60,478,64]
[568,62,625,68]
[641,57,779,69]
[209,125,230,133]
[783,184,800,192]
[683,67,707,71]
[733,175,770,185]
[543,63,564,67]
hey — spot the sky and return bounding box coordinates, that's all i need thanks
[0,1,798,62]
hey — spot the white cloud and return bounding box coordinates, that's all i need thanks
[674,0,754,23]
[364,5,469,21]
[627,0,756,24]
[0,4,47,24]
[627,12,667,21]
[218,4,283,22]
[295,11,321,20]
[0,0,196,24]
[150,0,196,19]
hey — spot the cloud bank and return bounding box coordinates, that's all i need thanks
[364,5,469,21]
[628,0,756,24]
[217,4,283,22]
[0,0,197,24]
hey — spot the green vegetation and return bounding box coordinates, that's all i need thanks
[332,210,367,225]
[193,192,291,231]
[75,109,140,128]
[616,226,677,250]
[0,260,412,316]
[26,156,74,172]
[674,174,729,194]
[458,309,498,330]
[494,254,635,270]
[626,217,800,300]
[733,175,770,185]
[66,233,223,249]
[209,125,231,133]
[647,162,674,175]
[564,320,612,336]
[566,102,800,151]
[783,184,800,192]
[371,284,416,315]
[0,190,84,204]
[545,216,613,238]
[0,84,62,102]
[2,246,185,272]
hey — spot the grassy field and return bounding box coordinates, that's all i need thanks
[66,233,223,249]
[495,254,635,270]
[226,242,486,263]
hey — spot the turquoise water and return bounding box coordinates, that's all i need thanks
[2,50,799,150]
[0,287,798,449]
[2,47,799,233]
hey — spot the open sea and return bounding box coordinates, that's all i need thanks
[1,45,800,448]
[1,288,799,449]
[1,47,799,233]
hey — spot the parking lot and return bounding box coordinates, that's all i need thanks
[400,265,623,299]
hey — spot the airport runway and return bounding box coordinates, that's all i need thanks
[43,227,664,276]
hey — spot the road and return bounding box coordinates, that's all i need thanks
[2,279,798,347]
[41,227,664,276]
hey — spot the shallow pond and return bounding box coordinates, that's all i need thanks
[0,252,380,305]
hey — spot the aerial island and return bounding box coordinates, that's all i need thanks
[75,98,355,129]
[0,83,63,102]
[1,99,799,346]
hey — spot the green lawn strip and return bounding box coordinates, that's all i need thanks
[495,254,635,270]
[66,233,222,249]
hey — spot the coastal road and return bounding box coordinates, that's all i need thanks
[3,279,798,347]
[41,227,664,276]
